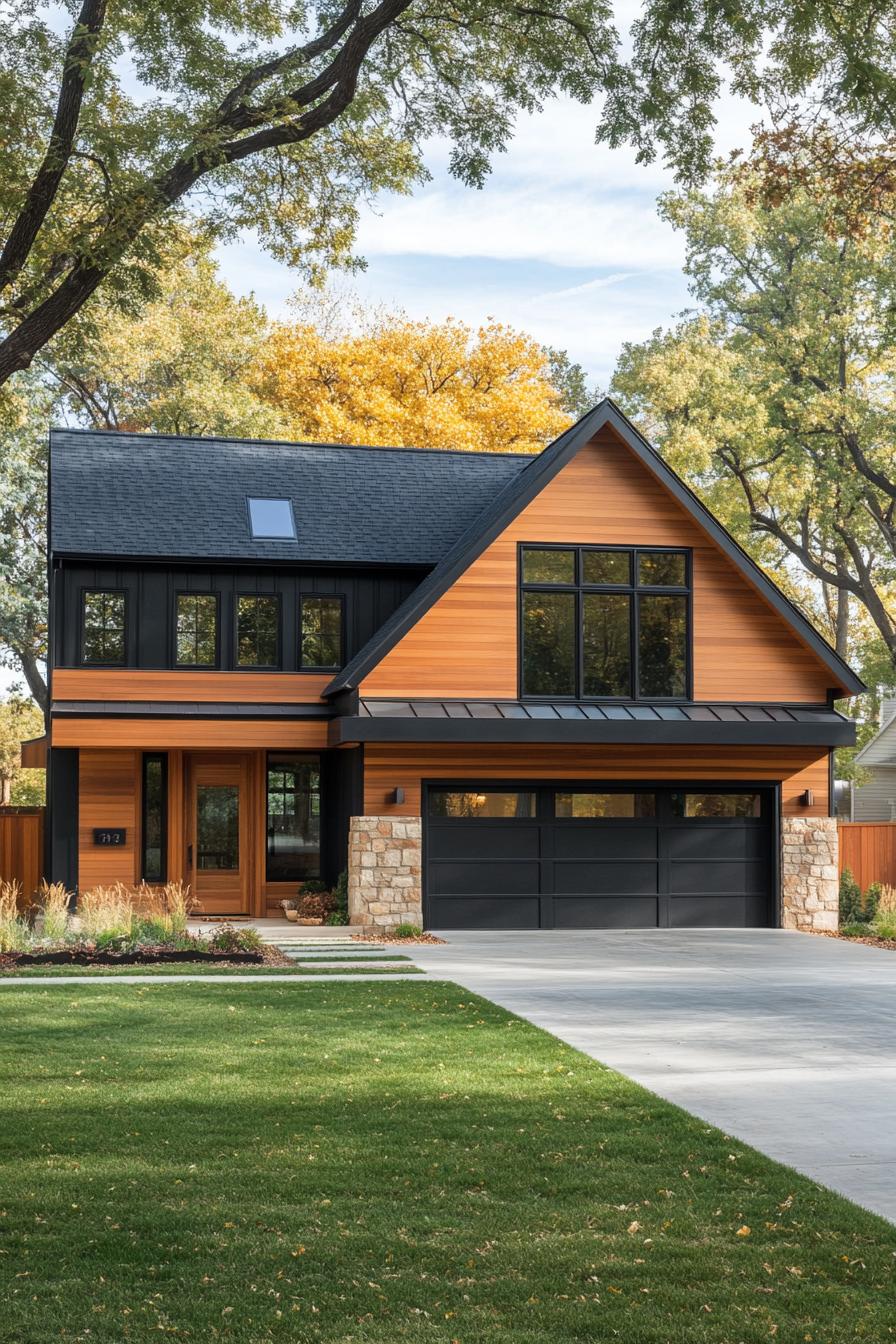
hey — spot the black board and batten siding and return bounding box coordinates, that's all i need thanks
[53,563,425,672]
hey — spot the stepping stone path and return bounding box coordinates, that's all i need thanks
[271,939,425,975]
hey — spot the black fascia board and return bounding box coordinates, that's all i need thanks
[324,398,865,699]
[329,714,856,749]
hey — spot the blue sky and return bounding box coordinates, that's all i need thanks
[216,91,756,390]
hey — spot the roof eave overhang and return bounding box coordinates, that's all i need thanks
[329,717,855,749]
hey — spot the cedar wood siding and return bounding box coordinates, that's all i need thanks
[52,669,332,703]
[360,428,835,704]
[363,744,832,818]
[78,749,140,889]
[54,719,328,749]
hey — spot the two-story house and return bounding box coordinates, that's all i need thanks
[41,401,861,931]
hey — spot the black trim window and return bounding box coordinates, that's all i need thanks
[520,546,690,700]
[141,753,167,882]
[81,589,126,664]
[236,594,279,668]
[300,595,343,669]
[266,754,321,881]
[176,594,218,666]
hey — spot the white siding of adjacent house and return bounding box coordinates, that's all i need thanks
[852,766,896,821]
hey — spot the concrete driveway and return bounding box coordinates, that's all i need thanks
[405,929,896,1223]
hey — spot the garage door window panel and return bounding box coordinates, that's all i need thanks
[429,790,536,818]
[555,791,656,818]
[672,792,763,818]
[520,546,690,700]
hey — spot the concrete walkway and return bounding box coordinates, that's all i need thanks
[403,928,896,1223]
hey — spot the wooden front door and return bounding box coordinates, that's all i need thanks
[186,755,251,914]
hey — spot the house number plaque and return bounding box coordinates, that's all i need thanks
[93,828,126,846]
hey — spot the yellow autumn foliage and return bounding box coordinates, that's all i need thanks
[253,314,573,454]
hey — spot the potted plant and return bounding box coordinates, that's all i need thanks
[279,899,299,923]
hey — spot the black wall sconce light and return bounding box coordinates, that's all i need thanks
[800,789,814,807]
[390,787,405,805]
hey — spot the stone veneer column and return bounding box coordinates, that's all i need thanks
[780,816,839,932]
[347,816,423,928]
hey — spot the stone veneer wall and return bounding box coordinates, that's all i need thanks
[347,816,423,928]
[780,816,839,932]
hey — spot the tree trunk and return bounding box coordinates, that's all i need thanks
[0,776,11,807]
[834,587,850,659]
[16,651,48,713]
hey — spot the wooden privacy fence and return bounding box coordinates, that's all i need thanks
[0,807,44,906]
[838,822,896,891]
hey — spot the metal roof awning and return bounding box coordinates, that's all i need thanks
[329,700,855,747]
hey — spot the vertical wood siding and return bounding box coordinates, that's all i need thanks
[361,429,835,703]
[0,808,44,905]
[78,750,139,889]
[838,823,896,889]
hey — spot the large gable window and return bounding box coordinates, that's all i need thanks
[520,546,689,700]
[81,589,126,664]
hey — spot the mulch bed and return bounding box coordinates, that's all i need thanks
[0,949,266,968]
[816,930,896,951]
[352,932,445,945]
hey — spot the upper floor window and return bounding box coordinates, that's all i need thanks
[175,593,218,666]
[236,594,279,668]
[520,546,689,700]
[81,589,126,664]
[247,497,296,540]
[300,595,343,669]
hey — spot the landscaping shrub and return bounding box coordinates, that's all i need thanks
[839,868,863,926]
[878,884,896,915]
[0,880,30,952]
[839,922,871,938]
[864,882,882,922]
[873,916,896,940]
[325,870,349,925]
[78,884,135,941]
[298,891,336,920]
[36,880,71,942]
[393,922,422,939]
[208,924,264,954]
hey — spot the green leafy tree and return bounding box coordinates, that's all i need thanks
[612,160,896,672]
[5,4,896,387]
[0,695,45,807]
[0,0,619,388]
[52,244,288,438]
[0,381,52,708]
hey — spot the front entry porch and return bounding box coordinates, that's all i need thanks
[66,745,360,916]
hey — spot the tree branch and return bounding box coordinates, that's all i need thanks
[0,0,108,293]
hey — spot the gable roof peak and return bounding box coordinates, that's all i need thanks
[325,397,864,699]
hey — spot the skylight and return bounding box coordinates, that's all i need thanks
[247,497,296,540]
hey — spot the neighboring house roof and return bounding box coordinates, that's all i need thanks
[326,399,865,698]
[49,428,530,567]
[855,712,896,766]
[328,700,854,747]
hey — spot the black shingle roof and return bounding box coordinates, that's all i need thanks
[49,428,531,566]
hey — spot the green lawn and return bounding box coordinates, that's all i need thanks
[0,961,419,978]
[0,984,892,1343]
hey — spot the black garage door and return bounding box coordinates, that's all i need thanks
[424,785,775,929]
